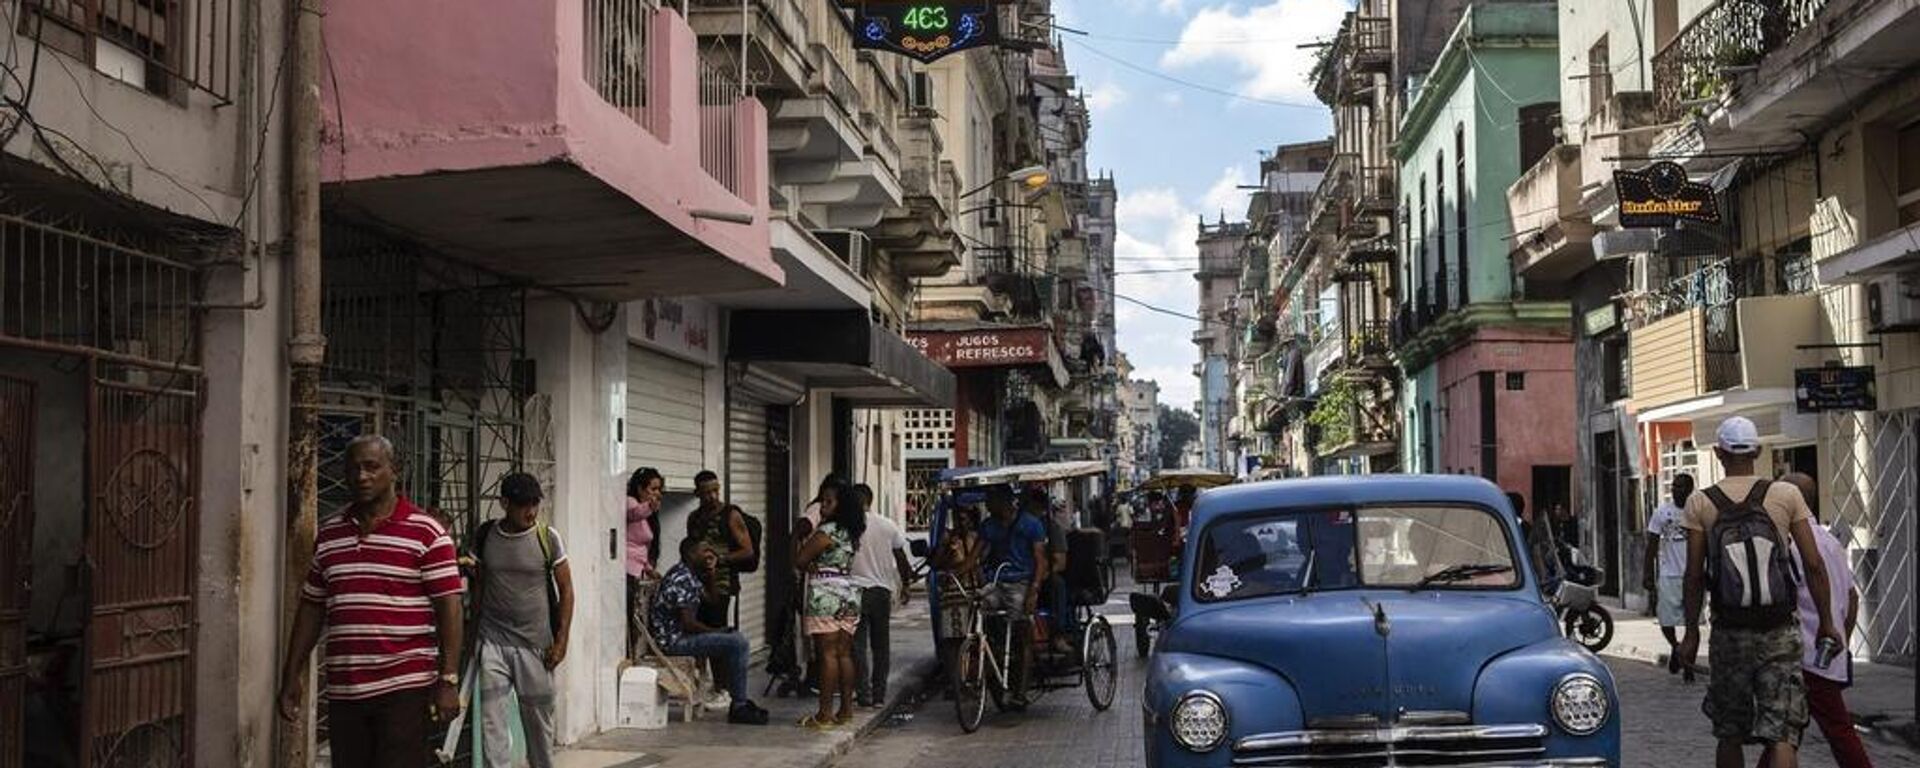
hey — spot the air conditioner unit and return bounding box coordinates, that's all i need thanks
[1867,273,1920,332]
[813,229,872,277]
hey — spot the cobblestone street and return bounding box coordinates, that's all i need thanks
[831,601,1920,768]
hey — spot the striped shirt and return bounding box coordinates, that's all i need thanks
[302,498,464,700]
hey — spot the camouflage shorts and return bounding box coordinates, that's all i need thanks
[1704,625,1808,746]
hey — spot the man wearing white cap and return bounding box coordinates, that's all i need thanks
[1676,416,1843,768]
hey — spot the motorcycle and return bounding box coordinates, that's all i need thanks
[1549,548,1615,653]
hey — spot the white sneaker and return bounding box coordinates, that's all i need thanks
[702,690,732,712]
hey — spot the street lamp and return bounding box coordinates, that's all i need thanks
[957,164,1051,201]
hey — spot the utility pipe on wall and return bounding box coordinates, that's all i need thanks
[277,0,326,764]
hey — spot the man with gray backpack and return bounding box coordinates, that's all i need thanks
[1676,417,1843,768]
[466,473,575,768]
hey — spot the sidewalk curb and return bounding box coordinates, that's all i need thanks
[1603,643,1920,753]
[815,655,940,766]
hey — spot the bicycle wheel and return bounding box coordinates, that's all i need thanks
[953,632,987,733]
[1082,615,1118,711]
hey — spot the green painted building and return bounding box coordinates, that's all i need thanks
[1393,2,1576,512]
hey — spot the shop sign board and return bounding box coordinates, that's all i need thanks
[1615,161,1722,229]
[848,2,999,63]
[908,328,1050,368]
[1795,365,1877,412]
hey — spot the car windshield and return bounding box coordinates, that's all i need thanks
[1191,505,1520,602]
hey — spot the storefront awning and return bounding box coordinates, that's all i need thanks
[728,310,955,407]
[905,322,1071,389]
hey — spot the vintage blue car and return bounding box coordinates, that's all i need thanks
[1141,475,1619,767]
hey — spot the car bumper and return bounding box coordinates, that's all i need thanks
[1148,721,1614,767]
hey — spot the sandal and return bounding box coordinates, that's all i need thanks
[797,714,838,731]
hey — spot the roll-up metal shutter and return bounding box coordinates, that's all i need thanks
[627,345,708,488]
[726,393,772,652]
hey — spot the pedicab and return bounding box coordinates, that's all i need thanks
[1125,468,1233,657]
[915,461,1120,733]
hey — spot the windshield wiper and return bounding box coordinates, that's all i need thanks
[1412,563,1513,590]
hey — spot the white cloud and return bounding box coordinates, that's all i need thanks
[1159,0,1348,104]
[1159,91,1185,107]
[1111,183,1208,410]
[1200,166,1251,220]
[1086,81,1129,112]
[1115,188,1187,226]
[1136,365,1200,410]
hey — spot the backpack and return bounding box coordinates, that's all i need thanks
[474,519,562,637]
[1701,481,1799,629]
[734,508,765,574]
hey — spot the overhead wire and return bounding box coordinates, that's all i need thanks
[1064,37,1326,110]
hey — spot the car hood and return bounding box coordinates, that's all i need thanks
[1160,591,1559,723]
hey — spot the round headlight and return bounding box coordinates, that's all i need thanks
[1550,673,1610,735]
[1170,691,1229,752]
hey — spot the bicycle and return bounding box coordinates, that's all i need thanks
[947,564,1024,733]
[946,563,1117,733]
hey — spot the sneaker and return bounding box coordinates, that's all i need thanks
[703,690,733,712]
[728,701,770,725]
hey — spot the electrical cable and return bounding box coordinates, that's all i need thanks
[1063,38,1326,110]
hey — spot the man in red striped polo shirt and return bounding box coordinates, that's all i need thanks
[277,434,466,768]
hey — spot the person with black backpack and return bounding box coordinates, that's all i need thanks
[1676,417,1843,768]
[467,473,574,768]
[686,470,759,710]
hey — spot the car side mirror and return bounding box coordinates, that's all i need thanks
[909,539,930,558]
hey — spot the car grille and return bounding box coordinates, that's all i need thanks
[1230,723,1553,766]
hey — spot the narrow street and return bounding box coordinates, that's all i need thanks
[833,593,1920,768]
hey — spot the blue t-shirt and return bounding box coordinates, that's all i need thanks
[979,513,1048,582]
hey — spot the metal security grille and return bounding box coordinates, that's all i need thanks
[1822,409,1916,664]
[0,377,33,768]
[313,221,535,757]
[0,199,203,768]
[85,359,198,768]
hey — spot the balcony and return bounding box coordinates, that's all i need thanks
[1507,144,1594,282]
[320,1,778,300]
[1652,0,1920,147]
[1346,16,1392,75]
[686,0,811,93]
[1629,258,1821,415]
[868,114,961,278]
[1653,0,1827,121]
[765,3,904,229]
[1308,389,1397,459]
[1344,319,1393,367]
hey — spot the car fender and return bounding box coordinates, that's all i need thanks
[1144,652,1303,767]
[1473,638,1621,759]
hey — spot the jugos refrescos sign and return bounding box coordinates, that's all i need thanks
[907,328,1049,368]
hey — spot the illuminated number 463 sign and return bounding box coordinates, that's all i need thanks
[847,2,1000,63]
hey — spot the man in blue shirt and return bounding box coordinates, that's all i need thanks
[974,484,1048,704]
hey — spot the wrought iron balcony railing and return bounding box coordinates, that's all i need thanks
[1652,0,1832,120]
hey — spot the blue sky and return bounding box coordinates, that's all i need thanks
[1052,0,1346,408]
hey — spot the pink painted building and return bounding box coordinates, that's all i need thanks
[1435,327,1578,515]
[320,0,781,298]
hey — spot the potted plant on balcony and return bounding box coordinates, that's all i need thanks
[1306,378,1358,455]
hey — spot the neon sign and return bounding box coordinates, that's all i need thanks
[850,2,999,63]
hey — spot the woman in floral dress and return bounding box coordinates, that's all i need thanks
[796,478,867,728]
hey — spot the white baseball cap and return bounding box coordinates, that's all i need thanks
[1716,416,1761,454]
